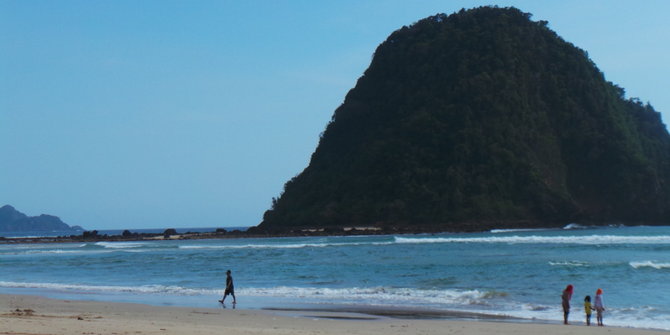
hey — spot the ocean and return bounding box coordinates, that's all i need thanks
[1,225,669,330]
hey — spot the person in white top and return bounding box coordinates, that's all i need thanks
[594,288,605,326]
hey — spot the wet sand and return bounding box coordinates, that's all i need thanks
[1,293,667,335]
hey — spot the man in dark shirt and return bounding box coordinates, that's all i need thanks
[219,269,236,305]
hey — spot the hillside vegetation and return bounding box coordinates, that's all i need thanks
[259,7,670,232]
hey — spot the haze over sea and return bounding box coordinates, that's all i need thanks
[2,225,670,330]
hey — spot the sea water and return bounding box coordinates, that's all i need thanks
[1,225,670,330]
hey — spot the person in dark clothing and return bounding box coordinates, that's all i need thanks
[218,269,236,304]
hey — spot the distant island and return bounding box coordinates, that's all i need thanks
[0,205,83,232]
[258,6,670,233]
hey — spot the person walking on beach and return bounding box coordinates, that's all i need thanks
[562,284,573,324]
[219,270,236,305]
[584,295,593,326]
[594,288,605,326]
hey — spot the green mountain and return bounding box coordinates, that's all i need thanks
[258,6,670,233]
[0,205,82,232]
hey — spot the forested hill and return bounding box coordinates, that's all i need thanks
[258,6,670,233]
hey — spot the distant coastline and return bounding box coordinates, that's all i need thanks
[0,223,449,244]
[0,205,83,233]
[0,221,631,244]
[0,226,249,244]
[0,226,383,244]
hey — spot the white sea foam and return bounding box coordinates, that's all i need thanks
[179,241,394,250]
[548,260,589,267]
[240,286,492,306]
[0,281,219,296]
[1,250,73,256]
[180,243,330,250]
[0,244,150,255]
[394,235,670,245]
[0,281,488,306]
[630,261,670,270]
[0,249,111,256]
[179,234,670,249]
[94,242,149,249]
[563,223,588,230]
[490,228,552,233]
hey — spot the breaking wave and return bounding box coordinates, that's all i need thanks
[394,235,670,245]
[549,260,589,267]
[0,281,494,306]
[0,281,217,295]
[179,241,395,250]
[630,261,670,270]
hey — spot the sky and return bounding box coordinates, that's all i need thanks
[2,1,669,230]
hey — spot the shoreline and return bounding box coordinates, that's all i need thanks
[4,227,670,332]
[262,304,530,321]
[2,293,668,335]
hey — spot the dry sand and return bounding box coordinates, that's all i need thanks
[1,293,667,335]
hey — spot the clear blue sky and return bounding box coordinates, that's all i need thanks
[2,1,669,230]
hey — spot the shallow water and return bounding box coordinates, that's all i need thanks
[2,225,670,329]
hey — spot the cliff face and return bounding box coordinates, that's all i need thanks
[0,205,81,232]
[259,7,670,232]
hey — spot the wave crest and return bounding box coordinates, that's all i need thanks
[549,261,589,267]
[630,261,670,270]
[0,281,218,296]
[394,235,670,245]
[0,281,499,306]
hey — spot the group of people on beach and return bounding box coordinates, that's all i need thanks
[562,284,605,326]
[218,272,606,326]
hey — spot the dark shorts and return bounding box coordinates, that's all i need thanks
[225,288,234,295]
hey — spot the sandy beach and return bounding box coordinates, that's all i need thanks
[1,294,667,335]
